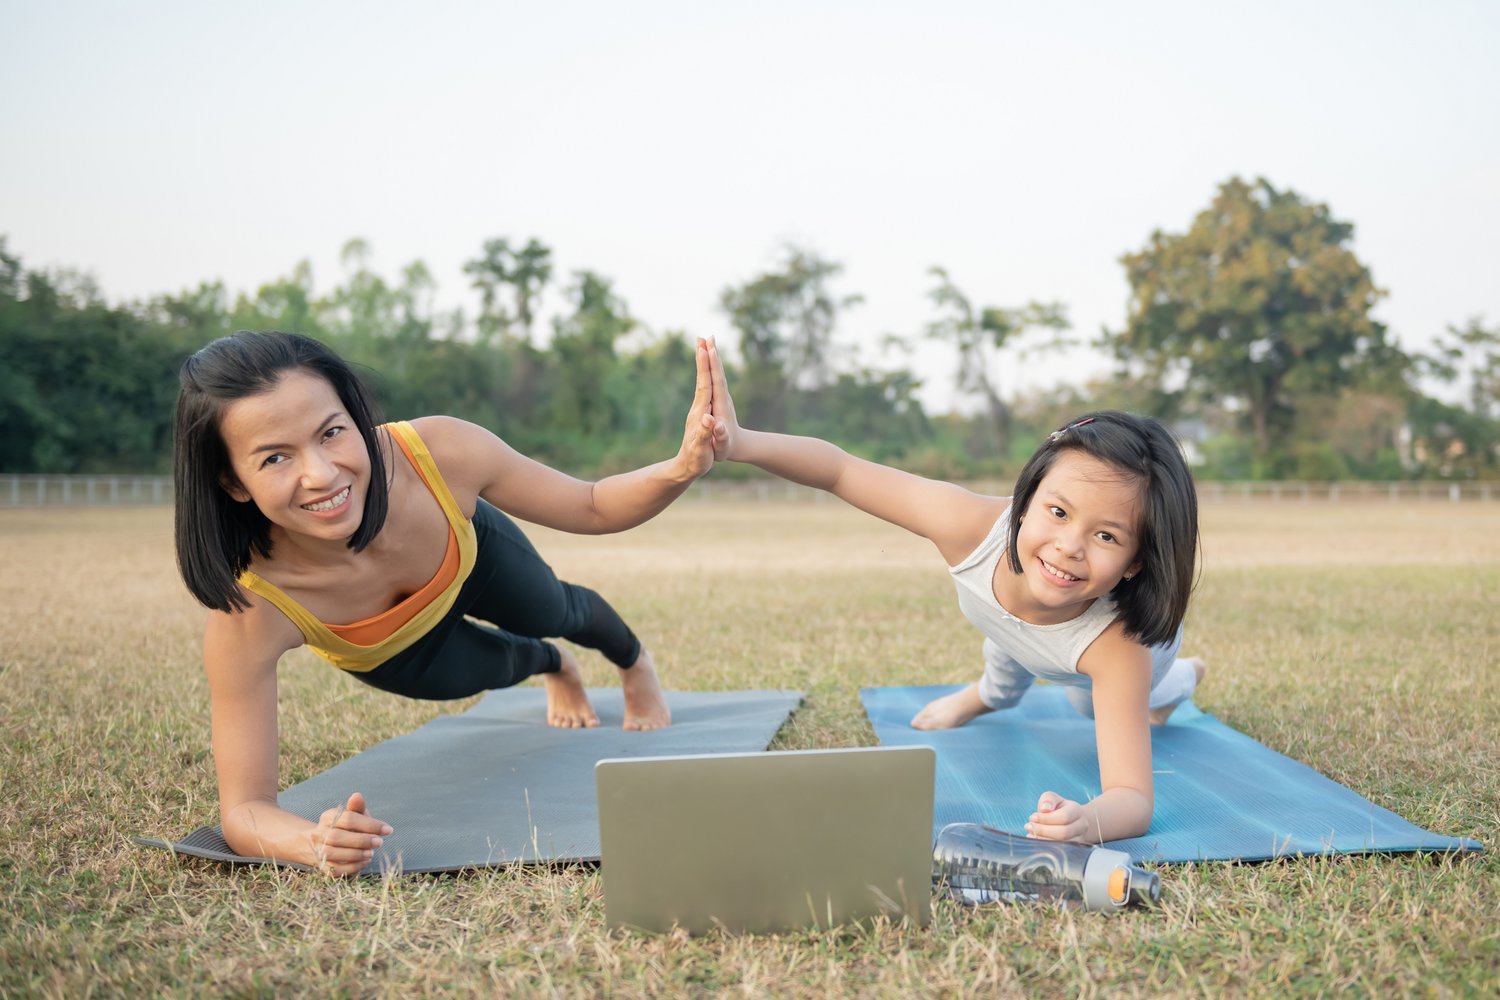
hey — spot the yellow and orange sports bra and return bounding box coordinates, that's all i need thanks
[236,421,478,672]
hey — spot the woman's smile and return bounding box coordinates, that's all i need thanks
[302,486,352,513]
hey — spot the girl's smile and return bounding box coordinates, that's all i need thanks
[217,370,371,542]
[999,450,1144,623]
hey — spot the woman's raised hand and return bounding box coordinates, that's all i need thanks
[308,791,391,877]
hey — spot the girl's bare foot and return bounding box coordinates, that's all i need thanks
[543,647,599,728]
[621,648,671,731]
[910,683,994,730]
[1148,656,1207,726]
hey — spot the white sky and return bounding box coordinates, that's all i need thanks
[2,0,1497,412]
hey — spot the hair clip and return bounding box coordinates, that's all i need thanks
[1048,416,1095,443]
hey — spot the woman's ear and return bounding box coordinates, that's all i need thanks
[220,474,250,504]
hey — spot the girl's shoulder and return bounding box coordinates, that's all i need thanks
[1075,616,1152,679]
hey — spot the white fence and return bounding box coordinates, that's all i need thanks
[1,474,1497,507]
[1,474,173,506]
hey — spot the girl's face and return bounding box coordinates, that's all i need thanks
[1008,449,1144,623]
[217,369,371,544]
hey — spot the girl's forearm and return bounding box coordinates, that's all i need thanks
[1077,787,1153,844]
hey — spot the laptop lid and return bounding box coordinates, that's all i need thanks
[596,745,934,934]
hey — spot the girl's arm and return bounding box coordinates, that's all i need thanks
[705,339,1001,565]
[415,337,720,534]
[204,604,391,875]
[1025,622,1155,843]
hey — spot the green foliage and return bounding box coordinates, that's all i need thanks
[1109,176,1402,462]
[924,266,1072,460]
[718,245,863,431]
[1,217,1494,481]
[0,264,195,473]
[0,235,937,477]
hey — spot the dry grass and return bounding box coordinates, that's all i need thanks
[1,497,1496,997]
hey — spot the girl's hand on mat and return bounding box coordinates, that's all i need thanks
[309,792,392,877]
[1025,792,1086,842]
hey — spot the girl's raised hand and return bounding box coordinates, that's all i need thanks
[1024,791,1089,843]
[705,337,740,462]
[675,337,721,480]
[309,791,392,877]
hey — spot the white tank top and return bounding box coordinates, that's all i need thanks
[948,504,1120,686]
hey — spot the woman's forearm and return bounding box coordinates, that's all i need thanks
[221,797,321,865]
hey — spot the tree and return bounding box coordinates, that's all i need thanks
[1410,317,1500,475]
[924,266,1070,459]
[718,245,861,430]
[462,236,553,345]
[1109,176,1393,470]
[229,260,321,338]
[549,270,633,439]
[509,238,553,340]
[464,237,514,344]
[1426,317,1500,422]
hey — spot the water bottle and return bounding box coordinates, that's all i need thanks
[932,822,1160,911]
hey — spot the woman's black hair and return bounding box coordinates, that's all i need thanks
[173,330,389,612]
[1005,410,1198,647]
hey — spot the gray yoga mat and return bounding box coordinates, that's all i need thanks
[861,684,1482,863]
[138,687,803,874]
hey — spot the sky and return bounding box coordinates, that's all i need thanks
[2,0,1497,413]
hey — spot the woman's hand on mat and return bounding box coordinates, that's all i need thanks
[308,792,391,876]
[1025,792,1088,842]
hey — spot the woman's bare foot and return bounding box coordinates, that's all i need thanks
[621,648,671,731]
[910,683,994,730]
[1148,656,1207,726]
[543,647,599,728]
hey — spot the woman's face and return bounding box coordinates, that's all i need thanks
[217,369,371,544]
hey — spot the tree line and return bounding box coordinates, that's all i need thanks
[2,176,1495,481]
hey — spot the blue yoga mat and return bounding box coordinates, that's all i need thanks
[861,684,1481,863]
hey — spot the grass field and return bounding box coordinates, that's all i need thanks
[1,497,1496,997]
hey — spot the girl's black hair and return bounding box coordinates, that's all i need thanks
[1005,411,1198,647]
[173,330,389,612]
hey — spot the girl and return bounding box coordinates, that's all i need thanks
[704,340,1204,844]
[174,330,720,874]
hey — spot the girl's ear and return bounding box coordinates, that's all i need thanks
[1123,559,1143,582]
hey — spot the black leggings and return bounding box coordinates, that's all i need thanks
[354,500,641,700]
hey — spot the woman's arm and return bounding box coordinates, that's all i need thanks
[706,338,1002,565]
[204,605,390,875]
[1025,622,1155,843]
[415,337,720,534]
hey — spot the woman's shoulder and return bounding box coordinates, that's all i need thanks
[399,416,504,512]
[403,415,501,459]
[203,589,304,668]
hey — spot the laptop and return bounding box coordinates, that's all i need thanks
[595,745,934,934]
